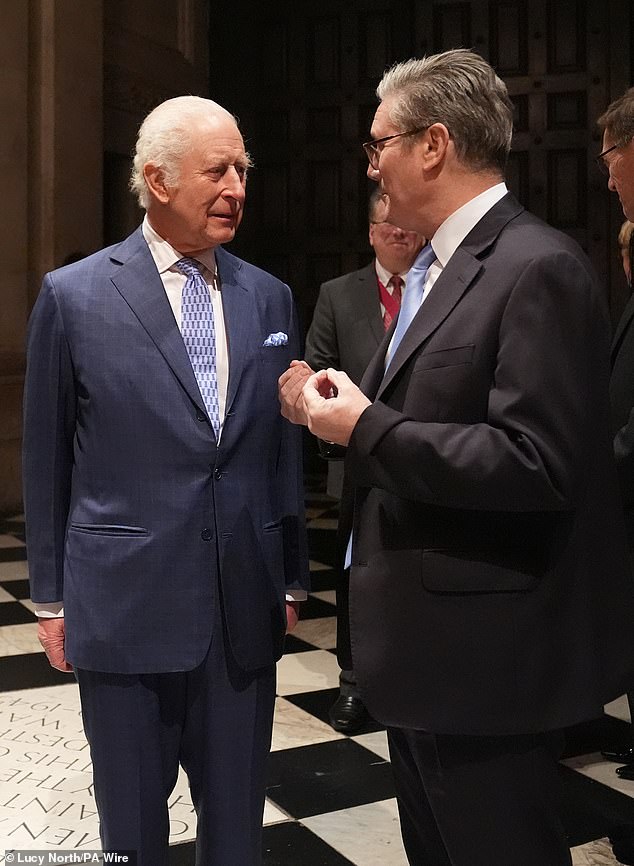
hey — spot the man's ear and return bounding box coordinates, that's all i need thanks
[422,123,451,170]
[143,163,171,204]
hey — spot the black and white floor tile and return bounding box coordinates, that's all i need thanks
[1,490,634,864]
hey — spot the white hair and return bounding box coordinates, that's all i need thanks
[130,95,240,209]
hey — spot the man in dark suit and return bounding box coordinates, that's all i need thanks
[305,189,423,733]
[594,88,634,866]
[23,96,309,866]
[280,50,634,865]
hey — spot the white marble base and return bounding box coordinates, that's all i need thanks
[311,589,337,606]
[0,561,28,581]
[605,694,631,724]
[0,622,42,656]
[275,649,341,696]
[0,537,25,549]
[292,615,336,649]
[263,800,291,826]
[271,698,343,751]
[303,798,408,865]
[308,559,331,572]
[562,753,634,799]
[571,837,620,865]
[353,731,391,762]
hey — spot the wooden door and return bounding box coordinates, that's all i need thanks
[211,0,633,328]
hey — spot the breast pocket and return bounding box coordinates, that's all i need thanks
[413,344,474,372]
[68,523,149,538]
[259,345,290,363]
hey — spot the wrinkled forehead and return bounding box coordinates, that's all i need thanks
[371,97,399,137]
[193,118,247,158]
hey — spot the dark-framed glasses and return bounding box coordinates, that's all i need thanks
[363,128,427,169]
[595,142,619,176]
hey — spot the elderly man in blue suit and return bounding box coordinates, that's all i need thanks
[22,95,309,866]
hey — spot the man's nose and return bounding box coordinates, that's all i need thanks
[367,164,380,181]
[223,167,246,199]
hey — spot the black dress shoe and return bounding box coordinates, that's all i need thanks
[603,746,634,762]
[616,763,634,780]
[328,695,368,734]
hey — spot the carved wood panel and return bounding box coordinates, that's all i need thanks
[209,0,631,327]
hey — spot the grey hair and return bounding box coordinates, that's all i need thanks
[598,87,634,148]
[376,49,514,174]
[130,95,247,209]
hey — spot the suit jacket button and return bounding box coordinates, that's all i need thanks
[214,468,223,480]
[196,411,206,422]
[201,528,212,541]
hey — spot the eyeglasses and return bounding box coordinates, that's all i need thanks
[362,128,427,169]
[595,142,619,176]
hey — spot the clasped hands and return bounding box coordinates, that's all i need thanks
[278,360,371,444]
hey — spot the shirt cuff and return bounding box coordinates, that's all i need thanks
[285,590,308,602]
[34,603,64,618]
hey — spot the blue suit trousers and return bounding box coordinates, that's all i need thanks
[76,607,276,866]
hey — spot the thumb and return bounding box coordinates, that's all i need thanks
[325,368,354,392]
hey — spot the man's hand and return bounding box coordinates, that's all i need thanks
[38,617,73,672]
[279,360,314,425]
[286,601,300,633]
[303,368,371,445]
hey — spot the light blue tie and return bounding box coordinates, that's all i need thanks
[385,243,436,371]
[345,242,437,570]
[177,257,221,436]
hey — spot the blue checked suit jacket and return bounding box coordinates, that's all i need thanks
[23,226,309,674]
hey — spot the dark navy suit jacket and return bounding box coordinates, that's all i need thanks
[23,227,309,674]
[611,291,634,544]
[341,194,634,735]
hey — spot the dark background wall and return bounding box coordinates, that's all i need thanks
[203,0,634,333]
[1,0,633,513]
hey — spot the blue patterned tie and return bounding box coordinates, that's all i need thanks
[385,243,436,371]
[177,257,221,435]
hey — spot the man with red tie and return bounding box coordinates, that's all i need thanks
[304,189,424,733]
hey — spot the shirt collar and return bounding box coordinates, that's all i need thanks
[374,258,411,287]
[142,215,217,279]
[431,182,508,268]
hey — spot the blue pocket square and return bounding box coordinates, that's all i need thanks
[263,332,288,347]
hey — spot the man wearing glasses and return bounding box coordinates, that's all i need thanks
[595,89,634,866]
[280,49,634,865]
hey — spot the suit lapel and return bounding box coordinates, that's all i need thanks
[376,249,482,400]
[353,264,384,348]
[368,192,524,402]
[612,293,634,362]
[109,227,207,415]
[216,246,254,416]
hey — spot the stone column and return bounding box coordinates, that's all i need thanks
[0,0,103,514]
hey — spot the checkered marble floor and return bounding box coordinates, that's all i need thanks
[2,486,634,865]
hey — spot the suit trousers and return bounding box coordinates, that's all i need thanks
[387,726,571,866]
[75,607,276,866]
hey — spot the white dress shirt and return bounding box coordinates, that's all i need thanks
[142,217,230,433]
[375,259,410,319]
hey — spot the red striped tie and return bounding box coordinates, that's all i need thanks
[382,275,403,330]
